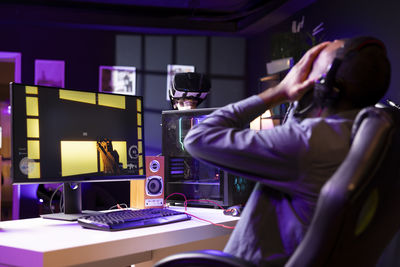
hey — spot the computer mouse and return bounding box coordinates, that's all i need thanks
[223,205,243,217]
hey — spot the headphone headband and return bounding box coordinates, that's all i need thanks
[353,39,386,55]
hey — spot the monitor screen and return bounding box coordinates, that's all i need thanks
[10,83,146,220]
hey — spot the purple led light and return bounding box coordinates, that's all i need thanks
[171,170,184,175]
[3,105,11,115]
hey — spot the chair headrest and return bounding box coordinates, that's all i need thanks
[351,106,395,141]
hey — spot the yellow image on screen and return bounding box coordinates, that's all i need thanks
[28,162,41,179]
[26,97,39,116]
[138,141,142,154]
[61,141,98,176]
[99,141,127,171]
[137,113,142,126]
[98,94,126,109]
[27,119,40,138]
[27,140,40,159]
[137,99,142,112]
[25,86,38,95]
[137,127,142,140]
[112,141,127,168]
[59,90,96,105]
[138,154,143,168]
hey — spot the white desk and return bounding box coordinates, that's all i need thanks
[0,207,239,267]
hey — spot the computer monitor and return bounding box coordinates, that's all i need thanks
[10,82,146,220]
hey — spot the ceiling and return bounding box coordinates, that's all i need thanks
[0,0,316,35]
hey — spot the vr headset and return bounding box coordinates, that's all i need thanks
[169,72,211,109]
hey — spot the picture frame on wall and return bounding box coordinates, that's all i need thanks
[35,59,65,88]
[99,66,136,95]
[166,64,195,101]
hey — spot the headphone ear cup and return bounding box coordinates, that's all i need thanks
[313,58,343,107]
[313,77,328,106]
[313,77,341,107]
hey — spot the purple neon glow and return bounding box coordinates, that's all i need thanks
[17,184,40,202]
[170,166,183,169]
[171,170,184,175]
[171,158,184,162]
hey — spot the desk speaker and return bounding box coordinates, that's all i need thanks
[130,156,164,209]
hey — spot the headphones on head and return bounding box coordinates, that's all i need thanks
[313,37,386,107]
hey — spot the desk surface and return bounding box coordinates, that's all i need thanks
[0,207,239,267]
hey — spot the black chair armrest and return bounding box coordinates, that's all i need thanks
[154,249,256,267]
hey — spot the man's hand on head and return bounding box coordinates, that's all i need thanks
[258,41,331,107]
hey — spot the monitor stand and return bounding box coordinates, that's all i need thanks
[41,182,102,221]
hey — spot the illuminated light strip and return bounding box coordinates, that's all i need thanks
[171,170,184,175]
[178,117,195,151]
[178,118,184,151]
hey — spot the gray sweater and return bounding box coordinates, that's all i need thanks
[184,95,359,266]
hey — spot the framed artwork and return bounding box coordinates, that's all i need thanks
[166,64,195,101]
[35,59,65,87]
[99,66,136,95]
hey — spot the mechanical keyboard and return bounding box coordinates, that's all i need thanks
[77,208,191,231]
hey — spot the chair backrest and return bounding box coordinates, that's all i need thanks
[286,106,400,267]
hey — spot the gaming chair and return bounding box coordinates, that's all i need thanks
[154,105,400,267]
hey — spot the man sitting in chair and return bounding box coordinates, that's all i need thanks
[183,36,391,266]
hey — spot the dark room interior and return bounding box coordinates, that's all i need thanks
[0,0,399,266]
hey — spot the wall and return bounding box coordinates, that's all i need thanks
[247,0,399,104]
[115,34,246,155]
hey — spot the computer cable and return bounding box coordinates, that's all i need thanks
[164,192,235,230]
[108,203,129,210]
[49,183,64,214]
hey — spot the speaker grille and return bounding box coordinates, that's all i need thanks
[146,176,163,196]
[149,159,161,173]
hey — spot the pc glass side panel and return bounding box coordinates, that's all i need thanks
[162,108,254,207]
[10,83,146,184]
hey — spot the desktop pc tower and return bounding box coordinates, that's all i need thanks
[162,108,254,208]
